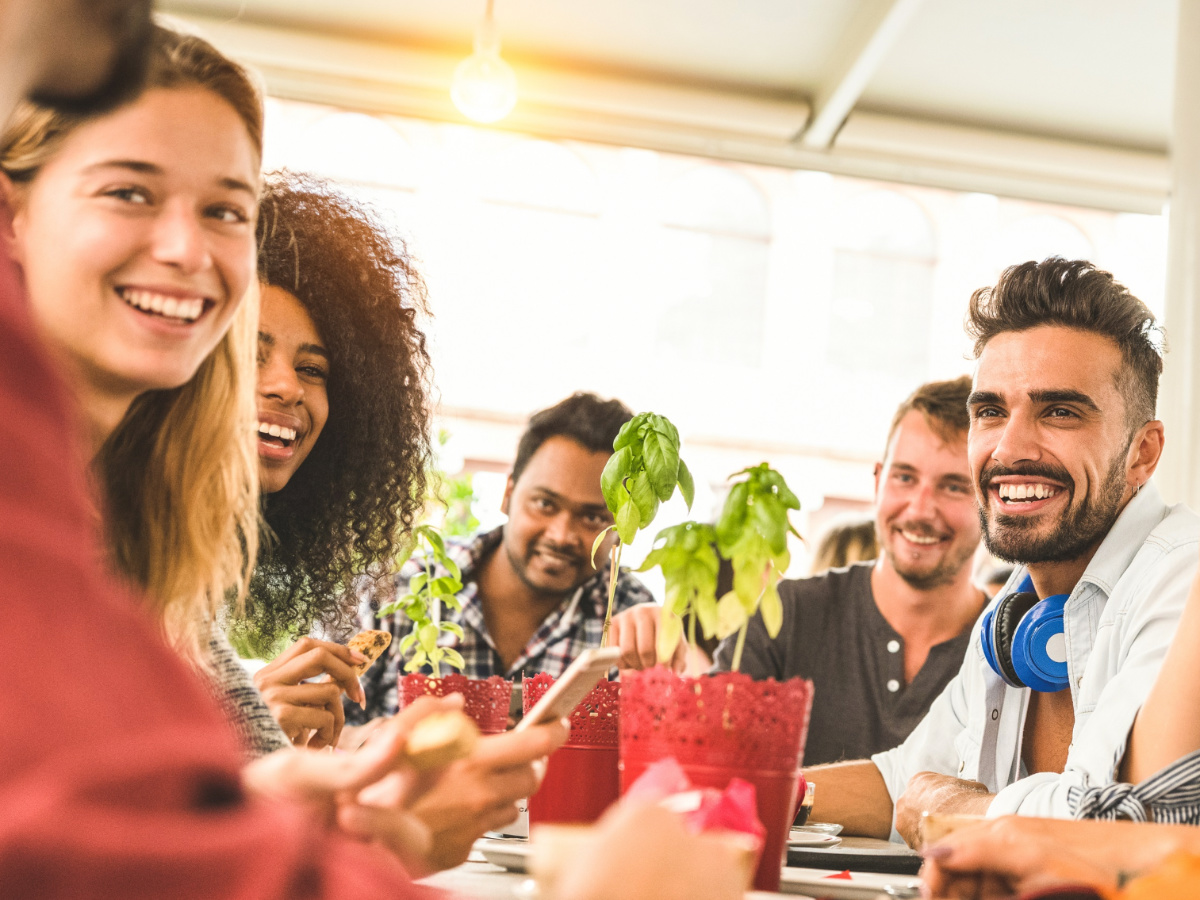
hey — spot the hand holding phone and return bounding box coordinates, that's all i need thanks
[516,647,621,731]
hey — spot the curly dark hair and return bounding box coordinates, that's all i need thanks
[239,171,433,648]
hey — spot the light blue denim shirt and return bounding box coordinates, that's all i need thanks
[871,482,1200,841]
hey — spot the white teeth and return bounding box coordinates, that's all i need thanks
[998,483,1057,501]
[120,289,204,323]
[901,531,939,545]
[257,422,297,442]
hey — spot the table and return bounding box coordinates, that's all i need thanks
[420,841,924,898]
[786,835,923,876]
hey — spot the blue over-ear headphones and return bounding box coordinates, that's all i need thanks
[980,574,1070,693]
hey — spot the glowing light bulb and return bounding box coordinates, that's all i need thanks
[451,0,518,124]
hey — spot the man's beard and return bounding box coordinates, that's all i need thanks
[979,451,1128,565]
[885,522,976,591]
[505,538,586,599]
[29,3,154,116]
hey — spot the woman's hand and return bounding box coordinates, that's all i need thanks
[404,718,570,875]
[253,636,368,750]
[242,695,460,874]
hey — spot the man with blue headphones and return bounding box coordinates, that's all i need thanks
[801,258,1200,846]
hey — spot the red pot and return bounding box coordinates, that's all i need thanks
[523,672,620,825]
[398,672,511,734]
[619,668,814,893]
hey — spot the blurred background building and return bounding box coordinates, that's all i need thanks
[161,0,1190,585]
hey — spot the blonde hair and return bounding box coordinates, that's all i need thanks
[809,515,879,576]
[0,25,264,662]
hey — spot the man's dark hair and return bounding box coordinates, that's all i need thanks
[965,257,1163,431]
[885,375,973,452]
[511,392,634,483]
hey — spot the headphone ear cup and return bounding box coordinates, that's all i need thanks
[991,591,1039,688]
[1011,594,1070,693]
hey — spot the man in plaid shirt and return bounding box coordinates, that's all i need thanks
[350,392,655,723]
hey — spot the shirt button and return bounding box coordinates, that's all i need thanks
[886,679,900,692]
[887,640,900,653]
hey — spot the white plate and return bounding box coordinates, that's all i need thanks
[513,879,786,900]
[786,831,842,847]
[475,837,531,873]
[792,822,843,836]
[780,866,922,899]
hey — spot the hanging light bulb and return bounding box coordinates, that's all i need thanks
[451,0,518,124]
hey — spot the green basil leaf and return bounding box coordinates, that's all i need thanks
[418,622,439,653]
[612,418,638,451]
[615,499,641,545]
[760,581,783,638]
[601,446,633,512]
[441,621,464,640]
[716,590,747,639]
[677,458,695,510]
[695,592,719,639]
[441,647,466,671]
[629,471,659,525]
[591,524,616,567]
[657,608,684,664]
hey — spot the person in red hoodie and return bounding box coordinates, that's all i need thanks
[0,4,539,898]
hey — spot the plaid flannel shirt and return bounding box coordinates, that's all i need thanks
[346,525,654,723]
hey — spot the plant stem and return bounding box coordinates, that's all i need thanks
[688,603,696,649]
[730,620,749,673]
[425,545,440,678]
[599,541,623,647]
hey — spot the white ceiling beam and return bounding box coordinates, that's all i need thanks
[798,0,925,149]
[167,12,1168,215]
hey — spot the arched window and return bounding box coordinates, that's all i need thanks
[453,141,604,369]
[830,189,938,385]
[282,112,418,189]
[656,165,771,367]
[991,215,1094,270]
[483,140,600,215]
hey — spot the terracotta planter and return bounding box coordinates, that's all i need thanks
[398,672,511,734]
[619,668,814,892]
[523,673,620,825]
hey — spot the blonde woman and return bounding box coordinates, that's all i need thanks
[0,25,260,686]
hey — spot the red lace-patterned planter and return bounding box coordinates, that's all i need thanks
[619,668,813,892]
[523,672,620,825]
[398,673,511,735]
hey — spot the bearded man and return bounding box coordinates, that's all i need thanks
[796,257,1199,847]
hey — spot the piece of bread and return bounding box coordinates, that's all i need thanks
[346,630,392,676]
[404,710,479,771]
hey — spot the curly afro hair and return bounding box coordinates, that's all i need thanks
[241,171,433,648]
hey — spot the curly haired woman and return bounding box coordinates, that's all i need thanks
[232,171,436,752]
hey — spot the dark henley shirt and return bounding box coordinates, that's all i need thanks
[713,562,976,766]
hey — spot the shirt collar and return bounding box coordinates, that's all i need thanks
[1077,480,1168,596]
[1005,480,1168,601]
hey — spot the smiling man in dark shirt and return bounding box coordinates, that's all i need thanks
[613,377,987,765]
[713,377,987,764]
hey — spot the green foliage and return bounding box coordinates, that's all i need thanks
[595,411,693,648]
[714,464,801,646]
[377,523,465,677]
[599,413,693,547]
[636,522,719,663]
[639,463,801,668]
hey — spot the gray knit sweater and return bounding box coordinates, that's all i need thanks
[205,619,291,759]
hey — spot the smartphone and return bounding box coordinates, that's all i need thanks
[515,646,621,731]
